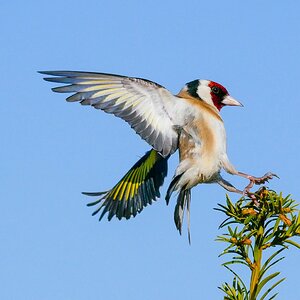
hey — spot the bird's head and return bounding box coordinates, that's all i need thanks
[181,79,243,111]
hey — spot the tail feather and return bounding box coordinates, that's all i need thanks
[83,149,168,221]
[165,174,183,205]
[174,189,191,244]
[186,190,191,244]
[165,174,192,244]
[174,190,185,234]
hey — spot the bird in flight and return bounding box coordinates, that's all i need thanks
[40,71,276,242]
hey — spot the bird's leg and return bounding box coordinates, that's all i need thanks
[236,171,278,206]
[217,178,243,195]
[237,171,278,193]
[218,177,260,206]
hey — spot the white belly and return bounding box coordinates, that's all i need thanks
[175,114,227,188]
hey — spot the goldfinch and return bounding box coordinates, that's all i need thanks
[40,71,276,241]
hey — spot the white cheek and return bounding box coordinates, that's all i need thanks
[196,83,214,106]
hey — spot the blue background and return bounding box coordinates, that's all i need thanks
[1,1,299,299]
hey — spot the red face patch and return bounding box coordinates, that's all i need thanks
[208,81,229,111]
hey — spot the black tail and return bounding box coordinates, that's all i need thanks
[83,149,169,221]
[165,174,192,244]
[165,174,182,205]
[174,189,191,244]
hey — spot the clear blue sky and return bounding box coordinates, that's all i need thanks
[1,1,299,299]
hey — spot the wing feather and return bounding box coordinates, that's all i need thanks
[40,71,179,156]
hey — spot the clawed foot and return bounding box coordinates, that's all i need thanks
[249,172,279,185]
[243,172,278,193]
[220,171,279,206]
[242,172,279,205]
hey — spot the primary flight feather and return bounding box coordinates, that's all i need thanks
[40,71,276,242]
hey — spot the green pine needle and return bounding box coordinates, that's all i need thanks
[217,188,300,300]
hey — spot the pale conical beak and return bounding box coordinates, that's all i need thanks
[222,95,243,107]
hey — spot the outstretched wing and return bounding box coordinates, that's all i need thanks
[40,71,179,157]
[84,149,168,221]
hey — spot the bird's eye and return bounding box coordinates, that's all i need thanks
[212,86,220,94]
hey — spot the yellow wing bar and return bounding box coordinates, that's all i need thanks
[85,149,169,221]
